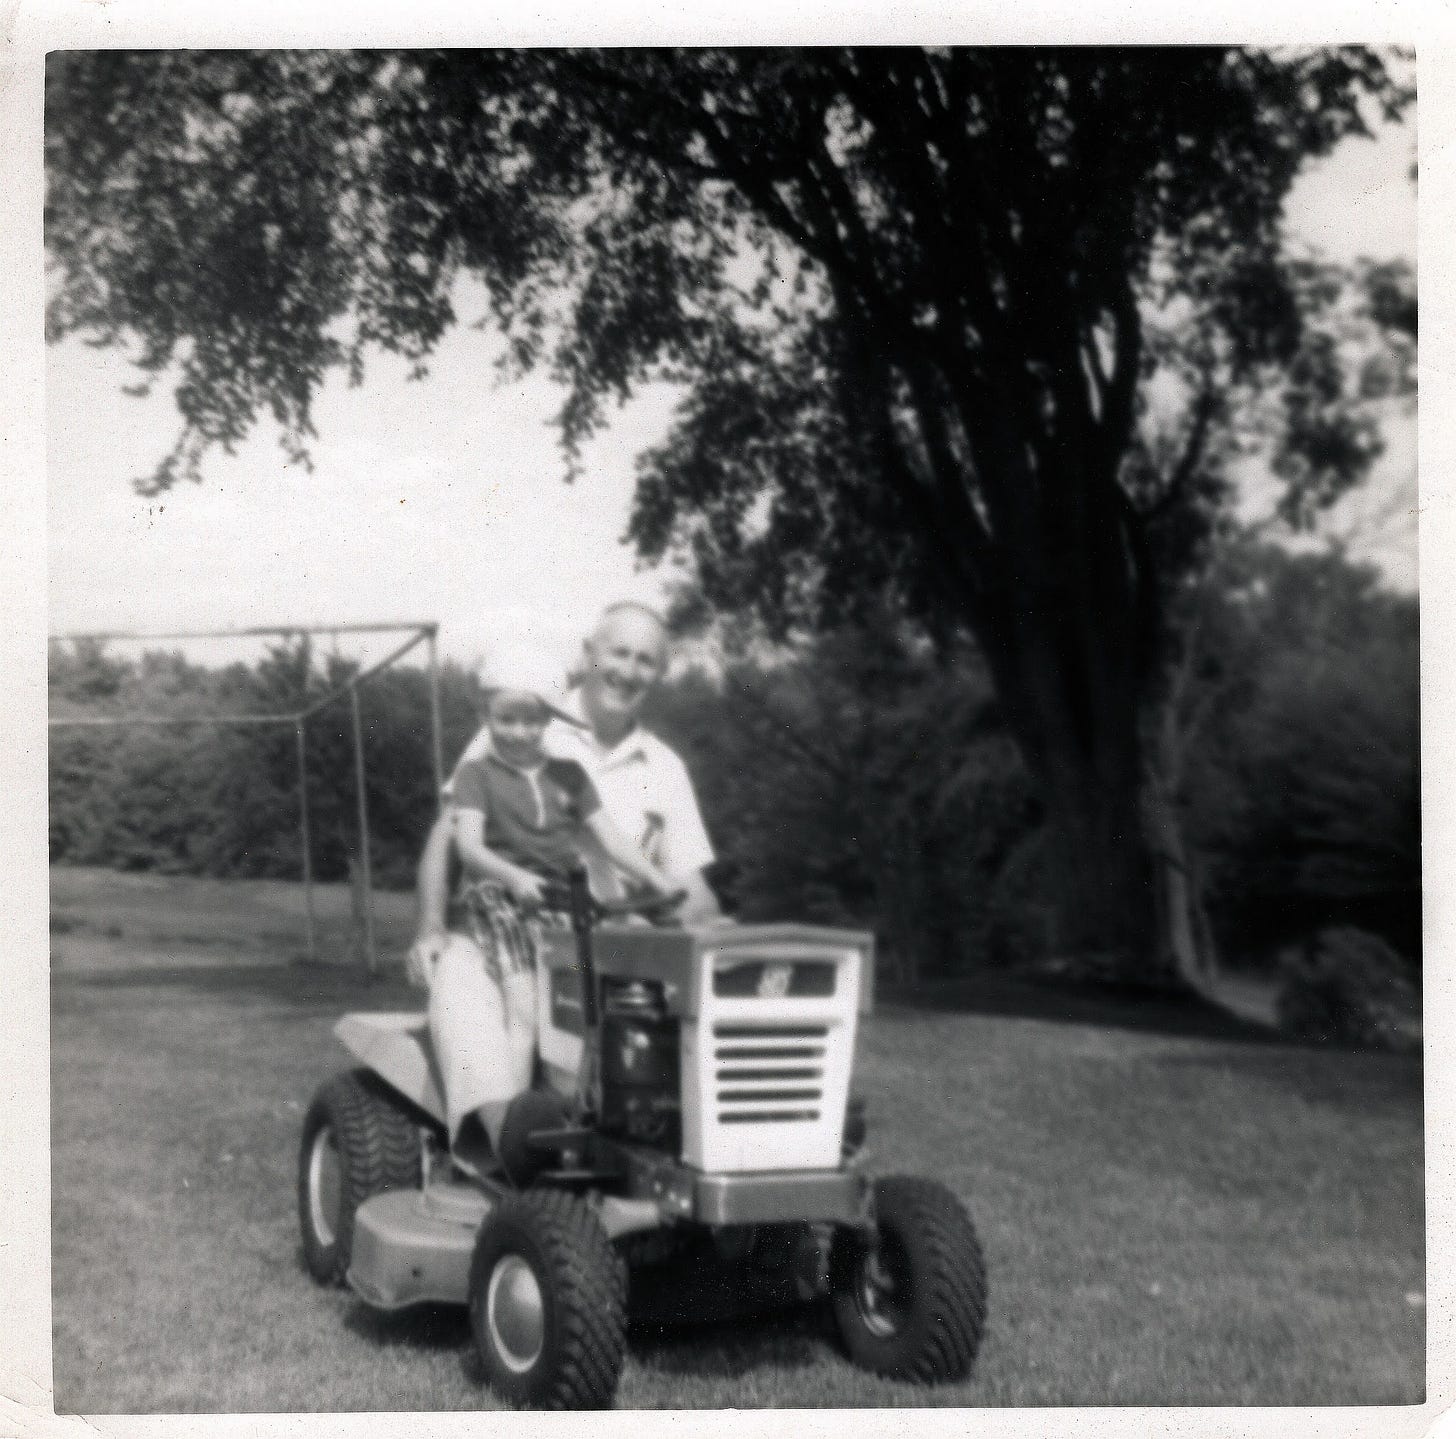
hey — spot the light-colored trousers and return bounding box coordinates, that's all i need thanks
[428,932,538,1145]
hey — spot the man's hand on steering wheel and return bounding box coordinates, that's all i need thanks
[593,886,690,925]
[536,876,688,926]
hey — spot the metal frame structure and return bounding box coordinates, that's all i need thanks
[48,621,446,975]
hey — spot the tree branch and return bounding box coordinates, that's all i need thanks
[1100,281,1142,470]
[727,677,851,786]
[1145,381,1218,522]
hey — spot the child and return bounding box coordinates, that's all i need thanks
[428,644,674,1176]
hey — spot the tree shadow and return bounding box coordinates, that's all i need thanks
[1150,1043,1422,1113]
[888,967,1425,1067]
[56,953,1282,1049]
[881,971,1288,1046]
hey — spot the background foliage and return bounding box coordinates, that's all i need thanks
[49,535,1419,980]
[48,640,481,890]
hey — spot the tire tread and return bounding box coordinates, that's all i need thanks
[831,1174,988,1384]
[470,1189,627,1409]
[298,1068,424,1285]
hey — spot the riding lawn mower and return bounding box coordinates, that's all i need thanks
[297,872,988,1408]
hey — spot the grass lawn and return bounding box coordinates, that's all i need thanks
[49,866,1425,1412]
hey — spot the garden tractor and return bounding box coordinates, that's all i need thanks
[297,872,988,1408]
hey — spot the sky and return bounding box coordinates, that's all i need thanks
[46,101,1418,677]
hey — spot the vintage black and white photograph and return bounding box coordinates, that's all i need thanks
[28,32,1428,1421]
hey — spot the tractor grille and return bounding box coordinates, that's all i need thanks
[683,940,863,1173]
[713,1025,827,1124]
[712,961,838,998]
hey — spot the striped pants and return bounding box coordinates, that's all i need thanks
[428,881,565,1145]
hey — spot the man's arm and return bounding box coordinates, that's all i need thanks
[648,754,723,923]
[585,809,675,896]
[676,867,723,925]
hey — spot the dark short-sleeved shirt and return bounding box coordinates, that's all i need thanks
[445,693,715,899]
[450,751,601,882]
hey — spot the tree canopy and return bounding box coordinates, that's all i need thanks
[45,47,1413,969]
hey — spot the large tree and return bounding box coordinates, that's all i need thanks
[45,47,1411,971]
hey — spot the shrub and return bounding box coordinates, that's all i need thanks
[1182,543,1419,969]
[984,828,1059,970]
[1275,925,1420,1051]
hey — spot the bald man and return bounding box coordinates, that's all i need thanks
[410,602,722,983]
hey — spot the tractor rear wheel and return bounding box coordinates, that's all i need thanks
[468,1189,627,1409]
[297,1069,423,1285]
[830,1175,987,1383]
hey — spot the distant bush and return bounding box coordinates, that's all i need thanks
[647,619,1044,984]
[49,638,483,889]
[1181,542,1419,968]
[982,828,1060,971]
[48,545,1419,990]
[651,547,1420,986]
[1275,926,1420,1051]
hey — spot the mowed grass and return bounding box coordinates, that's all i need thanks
[49,866,1425,1412]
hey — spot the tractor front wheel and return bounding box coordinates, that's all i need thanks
[468,1190,627,1409]
[830,1175,988,1383]
[297,1069,423,1285]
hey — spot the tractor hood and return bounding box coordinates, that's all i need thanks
[539,921,875,1020]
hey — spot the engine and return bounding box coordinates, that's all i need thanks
[599,978,681,1150]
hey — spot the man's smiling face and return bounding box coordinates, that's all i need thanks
[579,607,667,740]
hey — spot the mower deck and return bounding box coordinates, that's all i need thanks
[346,1157,871,1311]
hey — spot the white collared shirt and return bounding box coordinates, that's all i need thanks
[446,693,715,897]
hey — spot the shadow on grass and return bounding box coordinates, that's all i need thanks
[342,1299,473,1354]
[54,944,1417,1067]
[881,971,1288,1046]
[334,1262,829,1390]
[56,954,1259,1044]
[347,1300,832,1392]
[628,1303,831,1380]
[1151,1043,1422,1109]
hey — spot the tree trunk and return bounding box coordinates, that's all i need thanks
[1144,643,1221,990]
[1143,783,1212,986]
[1037,738,1159,980]
[972,550,1163,981]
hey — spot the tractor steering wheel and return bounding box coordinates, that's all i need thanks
[536,879,688,927]
[591,888,689,926]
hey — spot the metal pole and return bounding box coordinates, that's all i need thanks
[349,684,377,977]
[50,620,438,644]
[296,720,317,963]
[298,628,431,723]
[427,627,445,806]
[49,713,286,728]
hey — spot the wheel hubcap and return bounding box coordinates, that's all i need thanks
[487,1255,545,1373]
[855,1241,909,1339]
[308,1126,343,1247]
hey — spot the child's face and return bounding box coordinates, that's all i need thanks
[485,690,550,767]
